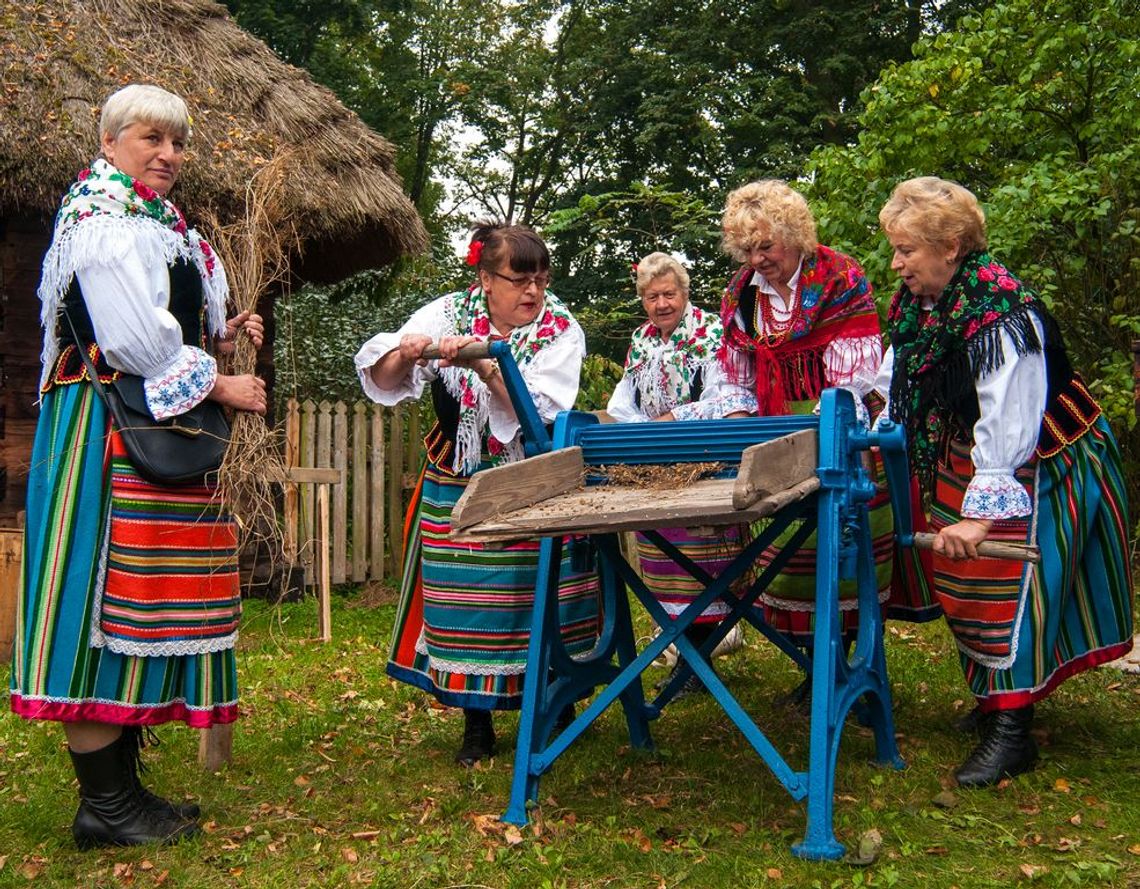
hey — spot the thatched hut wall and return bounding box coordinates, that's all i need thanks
[0,0,430,520]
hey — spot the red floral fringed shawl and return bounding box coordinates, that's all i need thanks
[718,245,881,415]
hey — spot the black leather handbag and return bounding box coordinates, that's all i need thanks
[64,311,230,485]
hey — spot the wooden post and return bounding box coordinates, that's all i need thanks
[370,404,386,582]
[351,402,368,583]
[317,483,332,641]
[198,723,234,772]
[0,527,22,661]
[316,401,332,587]
[285,467,342,638]
[299,400,317,584]
[406,402,421,480]
[282,399,300,563]
[332,402,347,584]
[387,407,405,578]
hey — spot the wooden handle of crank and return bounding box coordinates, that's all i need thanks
[420,342,493,360]
[912,531,1040,563]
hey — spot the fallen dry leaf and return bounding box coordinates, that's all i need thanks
[1127,843,1140,856]
[1054,837,1081,852]
[924,845,949,855]
[767,868,782,880]
[1019,862,1047,879]
[1068,813,1082,826]
[294,775,310,787]
[341,847,359,864]
[470,814,503,837]
[504,825,524,846]
[1053,778,1071,793]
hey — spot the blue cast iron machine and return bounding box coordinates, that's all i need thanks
[442,339,923,860]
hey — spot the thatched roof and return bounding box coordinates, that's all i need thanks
[0,0,429,282]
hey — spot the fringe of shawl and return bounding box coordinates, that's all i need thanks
[37,214,228,394]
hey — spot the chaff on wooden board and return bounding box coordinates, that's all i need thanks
[595,462,725,490]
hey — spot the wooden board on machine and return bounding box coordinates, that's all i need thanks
[450,430,819,543]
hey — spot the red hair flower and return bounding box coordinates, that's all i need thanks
[465,239,484,266]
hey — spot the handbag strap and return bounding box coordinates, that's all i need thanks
[60,306,113,405]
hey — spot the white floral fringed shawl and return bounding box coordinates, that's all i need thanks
[36,158,228,393]
[622,302,722,418]
[440,285,576,474]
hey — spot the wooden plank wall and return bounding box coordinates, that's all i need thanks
[0,216,52,523]
[282,398,424,587]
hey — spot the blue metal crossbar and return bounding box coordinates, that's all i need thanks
[478,347,913,860]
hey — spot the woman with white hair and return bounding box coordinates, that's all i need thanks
[9,83,266,848]
[607,252,749,696]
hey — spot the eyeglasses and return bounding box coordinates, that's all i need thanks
[492,270,551,289]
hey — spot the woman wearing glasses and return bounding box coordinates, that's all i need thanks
[607,252,750,696]
[355,221,598,766]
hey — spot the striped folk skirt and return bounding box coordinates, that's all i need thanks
[746,426,923,645]
[387,460,600,710]
[8,384,239,728]
[932,420,1133,710]
[636,527,744,625]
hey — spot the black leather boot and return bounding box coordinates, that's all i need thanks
[454,709,496,767]
[655,624,715,698]
[69,736,200,850]
[954,705,1037,787]
[121,727,201,821]
[953,705,989,735]
[554,703,575,733]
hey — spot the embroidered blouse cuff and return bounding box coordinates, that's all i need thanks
[671,401,703,421]
[144,346,217,420]
[961,471,1032,519]
[719,391,757,417]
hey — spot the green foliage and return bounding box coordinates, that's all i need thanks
[574,353,624,412]
[274,243,470,405]
[545,184,730,363]
[807,0,1140,478]
[808,0,1140,355]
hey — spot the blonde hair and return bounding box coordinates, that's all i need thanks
[100,84,190,143]
[721,179,818,261]
[878,176,987,258]
[636,252,690,298]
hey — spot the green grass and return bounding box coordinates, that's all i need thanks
[2,589,1138,888]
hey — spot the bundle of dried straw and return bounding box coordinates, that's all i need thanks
[204,151,299,577]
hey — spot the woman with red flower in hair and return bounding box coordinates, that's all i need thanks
[11,83,266,849]
[875,177,1132,787]
[356,220,598,766]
